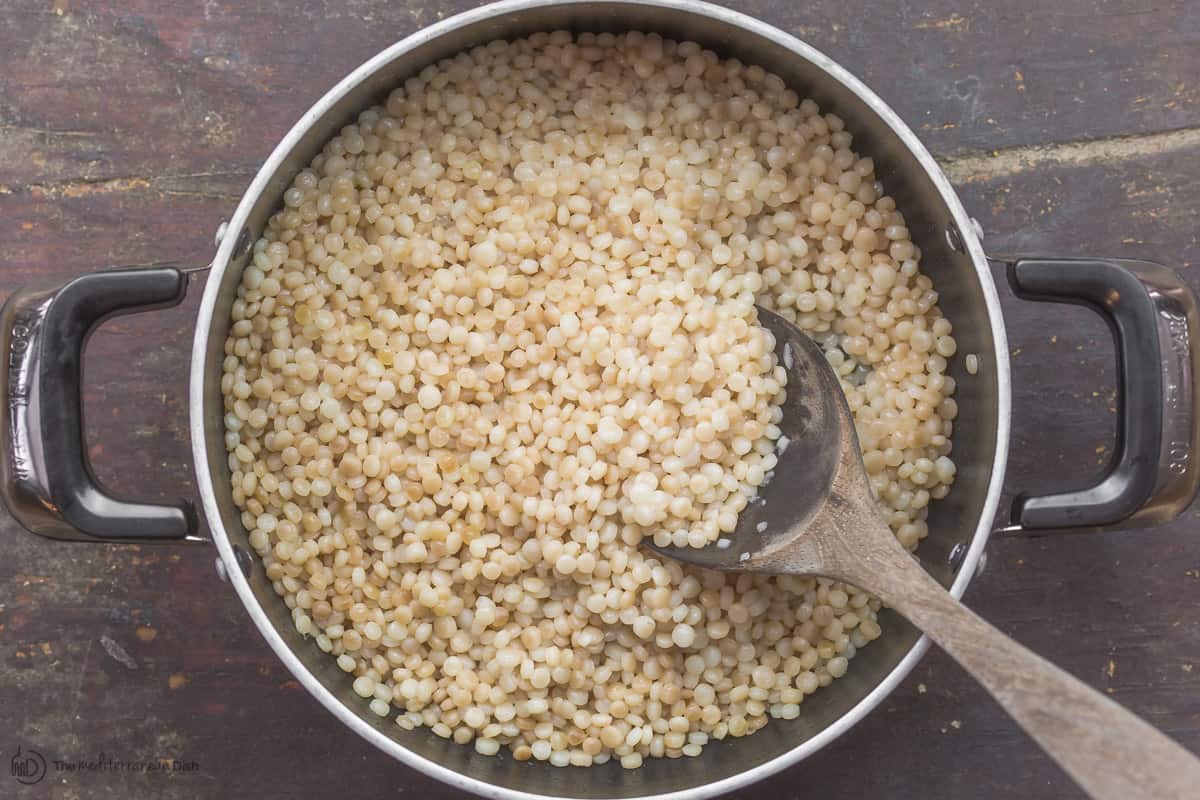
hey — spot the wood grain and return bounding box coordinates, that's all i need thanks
[845,525,1200,800]
[1,2,1198,799]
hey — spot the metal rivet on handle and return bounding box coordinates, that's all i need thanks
[214,556,228,583]
[947,541,968,571]
[945,223,966,254]
[233,545,254,578]
[213,221,229,249]
[236,228,254,261]
[971,218,985,242]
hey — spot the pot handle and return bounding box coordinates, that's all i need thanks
[0,266,200,542]
[1004,256,1200,532]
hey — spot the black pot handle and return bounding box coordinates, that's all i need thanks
[0,267,200,542]
[1005,256,1200,532]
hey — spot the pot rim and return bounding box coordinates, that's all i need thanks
[189,1,1011,797]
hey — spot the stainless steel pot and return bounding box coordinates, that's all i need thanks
[3,1,1199,798]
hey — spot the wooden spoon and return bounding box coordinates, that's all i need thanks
[648,306,1200,800]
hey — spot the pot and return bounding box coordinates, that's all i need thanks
[3,1,1198,798]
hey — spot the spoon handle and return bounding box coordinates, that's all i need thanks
[848,538,1200,800]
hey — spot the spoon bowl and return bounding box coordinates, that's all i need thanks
[648,306,850,571]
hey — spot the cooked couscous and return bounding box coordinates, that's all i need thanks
[221,30,958,767]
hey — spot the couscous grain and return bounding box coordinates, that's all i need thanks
[223,30,958,766]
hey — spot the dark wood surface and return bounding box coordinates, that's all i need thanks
[2,1,1198,798]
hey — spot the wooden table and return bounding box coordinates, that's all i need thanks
[2,1,1198,797]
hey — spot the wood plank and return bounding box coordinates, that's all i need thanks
[1,0,1198,194]
[1,2,1198,799]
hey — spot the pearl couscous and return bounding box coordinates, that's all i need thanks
[222,30,958,767]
